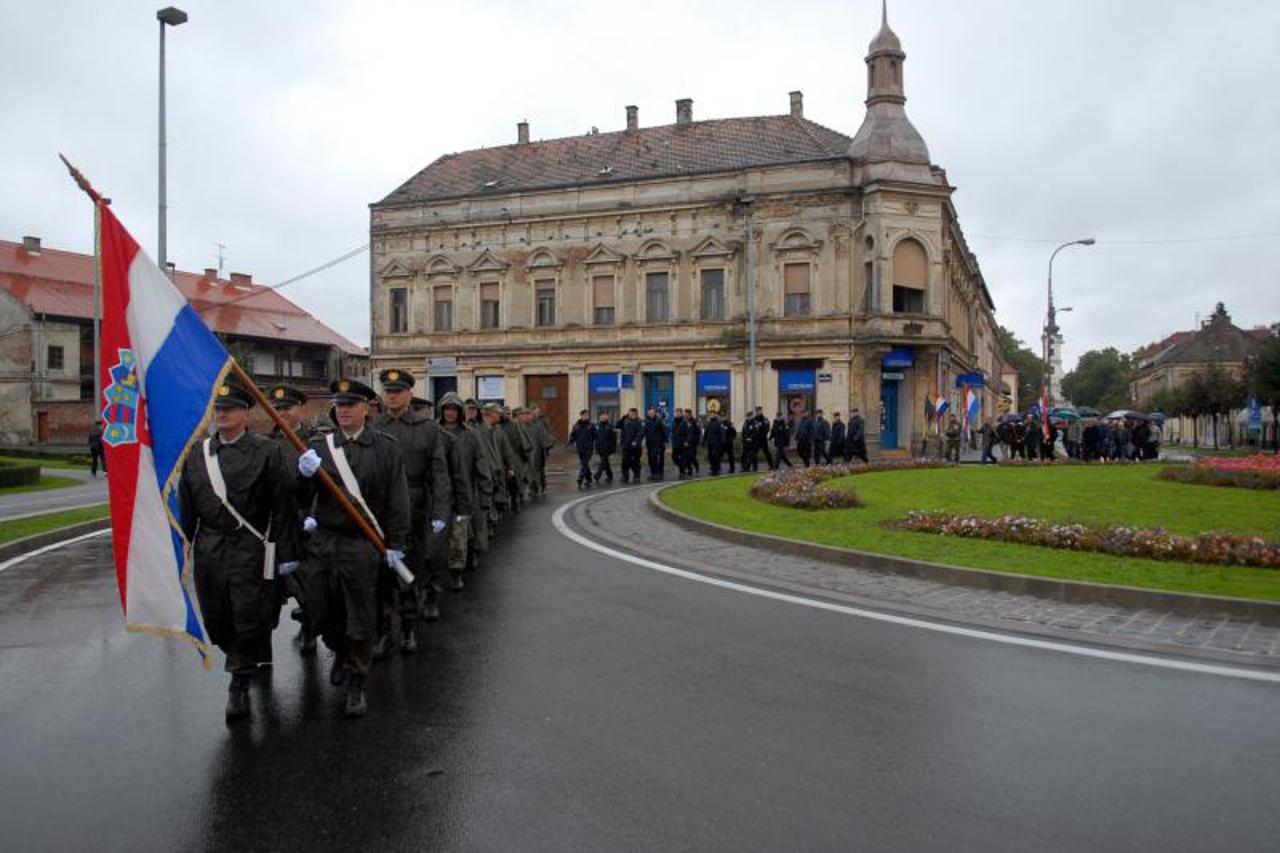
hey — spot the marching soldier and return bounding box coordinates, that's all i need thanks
[466,399,505,556]
[643,407,667,480]
[179,376,301,720]
[531,405,557,494]
[437,392,492,588]
[372,369,450,654]
[619,407,644,483]
[296,377,410,718]
[265,383,319,655]
[500,407,533,510]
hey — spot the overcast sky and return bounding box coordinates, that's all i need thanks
[3,0,1278,370]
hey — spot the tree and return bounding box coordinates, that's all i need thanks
[996,325,1043,409]
[1060,347,1134,411]
[1246,326,1280,451]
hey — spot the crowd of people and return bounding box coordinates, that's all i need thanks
[179,369,555,721]
[976,412,1162,463]
[565,405,871,486]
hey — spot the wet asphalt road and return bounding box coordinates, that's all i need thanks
[1,474,1278,852]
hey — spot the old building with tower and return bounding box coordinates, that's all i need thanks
[368,4,1000,449]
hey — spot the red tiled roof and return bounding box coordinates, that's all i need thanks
[376,115,853,206]
[0,240,364,354]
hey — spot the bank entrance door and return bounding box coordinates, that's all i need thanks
[880,380,899,449]
[429,376,457,404]
[525,374,569,442]
[643,372,674,430]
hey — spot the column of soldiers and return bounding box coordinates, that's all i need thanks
[179,369,553,723]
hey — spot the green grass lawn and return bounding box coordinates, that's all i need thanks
[660,465,1280,601]
[0,455,91,470]
[0,474,83,496]
[0,504,110,545]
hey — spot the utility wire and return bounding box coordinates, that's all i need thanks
[196,243,368,313]
[970,232,1280,246]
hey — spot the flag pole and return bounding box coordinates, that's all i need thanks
[57,155,387,559]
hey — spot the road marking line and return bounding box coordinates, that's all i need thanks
[551,492,1280,685]
[0,529,111,575]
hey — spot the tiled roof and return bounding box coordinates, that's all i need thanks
[0,240,364,354]
[1147,310,1261,368]
[376,115,853,206]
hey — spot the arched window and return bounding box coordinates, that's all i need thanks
[892,239,927,314]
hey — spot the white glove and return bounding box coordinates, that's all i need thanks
[278,561,300,576]
[385,549,405,567]
[431,519,446,535]
[302,516,317,534]
[454,514,469,524]
[298,449,322,478]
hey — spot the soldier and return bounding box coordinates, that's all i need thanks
[770,412,794,468]
[618,407,644,483]
[723,416,738,474]
[265,383,319,655]
[296,377,410,717]
[532,405,556,493]
[704,411,726,475]
[848,408,869,463]
[594,409,617,483]
[484,404,520,517]
[814,410,831,465]
[643,407,667,480]
[438,392,491,588]
[945,414,963,462]
[500,407,533,510]
[523,405,556,498]
[179,376,301,720]
[465,398,502,560]
[671,410,690,477]
[372,369,449,655]
[830,412,847,464]
[569,409,597,488]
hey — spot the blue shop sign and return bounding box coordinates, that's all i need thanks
[697,370,731,394]
[588,372,620,395]
[882,347,914,369]
[955,372,985,388]
[620,373,635,390]
[779,368,816,393]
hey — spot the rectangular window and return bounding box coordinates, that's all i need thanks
[592,275,615,325]
[389,287,408,333]
[480,282,500,329]
[536,280,556,327]
[645,271,669,322]
[46,345,65,371]
[433,286,453,332]
[700,268,725,320]
[253,352,277,376]
[893,285,925,314]
[783,263,811,317]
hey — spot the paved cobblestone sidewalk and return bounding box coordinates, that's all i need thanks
[571,486,1280,665]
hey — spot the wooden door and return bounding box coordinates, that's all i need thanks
[525,374,569,443]
[36,411,50,443]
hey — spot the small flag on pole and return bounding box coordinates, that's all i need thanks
[98,198,232,666]
[963,385,980,439]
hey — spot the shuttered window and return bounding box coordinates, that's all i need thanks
[480,282,500,329]
[535,279,556,326]
[700,269,725,320]
[783,263,811,316]
[593,275,615,325]
[433,286,453,332]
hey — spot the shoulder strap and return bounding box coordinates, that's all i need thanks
[202,438,266,542]
[324,433,385,539]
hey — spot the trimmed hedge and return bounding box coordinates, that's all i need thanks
[0,463,41,488]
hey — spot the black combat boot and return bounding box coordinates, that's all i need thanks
[225,674,250,720]
[344,676,367,718]
[371,632,393,662]
[401,620,417,654]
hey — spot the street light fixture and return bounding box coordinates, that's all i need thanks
[157,6,187,270]
[1043,239,1094,406]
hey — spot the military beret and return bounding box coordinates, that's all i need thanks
[378,368,416,392]
[213,377,253,410]
[330,377,377,404]
[267,383,307,410]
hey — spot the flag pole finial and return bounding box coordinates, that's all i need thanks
[58,153,104,205]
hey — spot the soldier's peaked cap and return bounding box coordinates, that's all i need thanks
[267,383,307,409]
[330,377,377,403]
[214,376,254,410]
[378,368,416,391]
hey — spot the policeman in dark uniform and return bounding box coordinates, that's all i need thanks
[179,376,301,720]
[265,383,318,654]
[372,369,450,654]
[296,378,410,717]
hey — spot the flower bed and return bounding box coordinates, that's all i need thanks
[749,459,950,510]
[1157,455,1280,490]
[891,511,1280,569]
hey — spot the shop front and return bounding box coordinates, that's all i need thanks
[778,368,816,420]
[879,347,914,450]
[643,371,675,429]
[588,372,622,421]
[696,370,731,419]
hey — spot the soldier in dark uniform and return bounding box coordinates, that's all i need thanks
[723,417,738,473]
[687,410,702,476]
[296,378,410,717]
[704,411,726,475]
[848,408,869,462]
[483,404,518,520]
[438,391,491,588]
[179,377,301,720]
[671,410,690,476]
[372,369,450,653]
[594,410,617,483]
[265,383,318,655]
[830,412,847,464]
[618,408,644,483]
[814,410,832,464]
[500,407,532,510]
[643,407,667,480]
[770,413,794,468]
[569,409,597,488]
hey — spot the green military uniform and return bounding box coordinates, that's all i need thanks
[525,410,556,497]
[438,393,493,584]
[372,369,451,647]
[465,400,502,556]
[299,378,410,687]
[179,378,301,719]
[500,408,533,510]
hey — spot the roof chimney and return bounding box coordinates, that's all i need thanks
[789,90,803,118]
[229,272,252,288]
[203,267,218,280]
[517,120,530,144]
[676,98,692,125]
[625,105,639,132]
[21,236,41,254]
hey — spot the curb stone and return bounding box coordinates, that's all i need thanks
[0,518,112,565]
[649,485,1280,627]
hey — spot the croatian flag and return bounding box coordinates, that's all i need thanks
[98,202,231,665]
[963,385,980,437]
[933,394,950,432]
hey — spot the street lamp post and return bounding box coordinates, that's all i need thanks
[157,6,187,270]
[1043,238,1094,406]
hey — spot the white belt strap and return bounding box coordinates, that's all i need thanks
[203,438,276,579]
[324,433,385,540]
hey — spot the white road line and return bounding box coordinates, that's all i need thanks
[0,528,111,575]
[551,491,1280,685]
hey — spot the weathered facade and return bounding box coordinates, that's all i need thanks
[0,236,367,445]
[369,8,1000,450]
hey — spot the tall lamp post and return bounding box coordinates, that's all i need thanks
[1043,238,1094,406]
[157,6,187,270]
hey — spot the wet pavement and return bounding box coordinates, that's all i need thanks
[1,474,1279,852]
[0,466,107,520]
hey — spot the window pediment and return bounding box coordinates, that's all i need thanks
[467,249,509,274]
[526,248,563,271]
[378,258,414,279]
[636,239,676,262]
[770,228,823,255]
[583,243,627,266]
[690,236,736,259]
[424,253,461,278]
